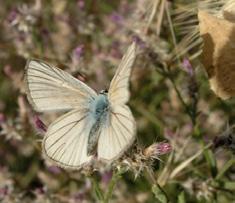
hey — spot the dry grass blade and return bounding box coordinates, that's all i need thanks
[169,143,212,179]
[171,0,227,60]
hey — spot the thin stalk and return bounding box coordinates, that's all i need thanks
[165,1,181,65]
[104,169,124,203]
[168,73,189,113]
[145,167,157,184]
[215,158,235,180]
[154,64,195,125]
[170,143,212,179]
[156,0,165,36]
[89,175,105,202]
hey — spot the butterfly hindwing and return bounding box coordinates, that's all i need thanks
[42,107,95,169]
[97,105,136,161]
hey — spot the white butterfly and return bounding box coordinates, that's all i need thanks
[25,42,137,169]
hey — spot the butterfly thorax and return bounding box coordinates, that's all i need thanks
[90,93,108,119]
[87,93,109,155]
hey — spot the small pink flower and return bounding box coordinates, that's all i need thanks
[73,45,84,60]
[47,165,62,174]
[164,128,175,139]
[182,58,194,77]
[6,8,19,24]
[110,12,123,24]
[77,0,85,9]
[72,191,86,201]
[155,142,172,155]
[132,35,146,49]
[143,142,172,158]
[0,113,6,124]
[3,65,13,78]
[101,170,113,185]
[33,115,47,133]
[0,186,8,198]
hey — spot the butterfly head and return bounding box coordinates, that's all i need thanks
[99,89,108,95]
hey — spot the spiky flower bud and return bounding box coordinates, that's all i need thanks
[143,142,172,159]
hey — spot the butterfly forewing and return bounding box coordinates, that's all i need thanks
[25,59,97,112]
[42,108,95,169]
[98,42,137,161]
[108,42,137,105]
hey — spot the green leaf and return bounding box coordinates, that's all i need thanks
[224,181,235,190]
[215,158,235,180]
[152,184,169,203]
[90,176,104,201]
[204,149,217,177]
[177,191,186,203]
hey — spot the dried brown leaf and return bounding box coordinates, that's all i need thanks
[199,10,235,99]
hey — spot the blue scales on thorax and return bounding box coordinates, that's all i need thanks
[87,91,109,155]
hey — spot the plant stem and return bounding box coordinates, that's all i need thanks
[104,170,123,203]
[164,1,199,126]
[215,158,235,180]
[161,65,198,126]
[89,175,105,202]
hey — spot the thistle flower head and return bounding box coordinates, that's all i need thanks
[110,142,172,179]
[143,142,172,159]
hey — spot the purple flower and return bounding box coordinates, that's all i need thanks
[47,165,62,174]
[101,170,113,185]
[33,115,47,133]
[182,58,194,77]
[73,192,85,201]
[155,142,172,155]
[77,0,85,9]
[73,45,84,60]
[110,41,122,58]
[3,65,13,78]
[0,113,5,124]
[132,35,146,49]
[6,8,19,24]
[0,186,8,198]
[164,128,175,139]
[110,12,123,24]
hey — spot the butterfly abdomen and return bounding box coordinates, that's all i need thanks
[87,94,109,155]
